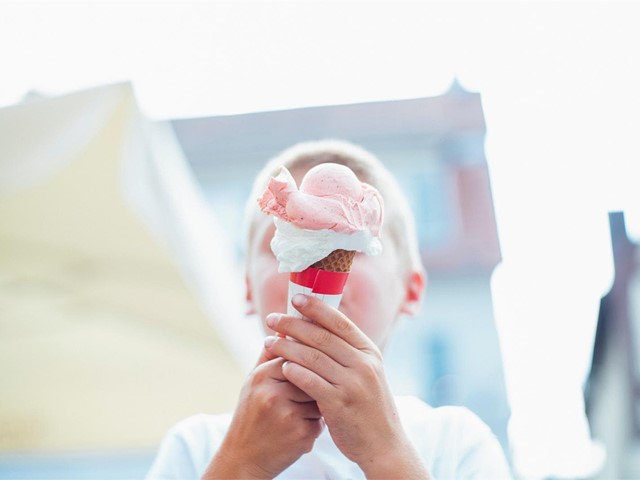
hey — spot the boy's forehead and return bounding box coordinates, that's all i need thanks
[288,165,308,184]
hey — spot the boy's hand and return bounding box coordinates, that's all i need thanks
[204,346,324,479]
[264,294,430,479]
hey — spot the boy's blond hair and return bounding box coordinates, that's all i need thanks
[244,139,423,275]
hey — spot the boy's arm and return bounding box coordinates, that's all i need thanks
[265,294,431,479]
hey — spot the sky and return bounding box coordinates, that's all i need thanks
[4,1,637,224]
[1,1,462,118]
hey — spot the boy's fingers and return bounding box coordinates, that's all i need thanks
[266,335,342,384]
[254,356,286,380]
[281,381,316,403]
[293,399,322,420]
[291,295,374,351]
[282,361,334,403]
[266,316,355,367]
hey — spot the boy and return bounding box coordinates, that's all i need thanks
[146,140,511,479]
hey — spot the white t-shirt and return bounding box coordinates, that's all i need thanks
[146,396,512,479]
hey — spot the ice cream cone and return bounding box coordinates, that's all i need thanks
[310,249,356,273]
[287,249,354,316]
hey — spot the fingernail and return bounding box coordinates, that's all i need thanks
[292,294,308,308]
[264,336,277,348]
[266,313,280,328]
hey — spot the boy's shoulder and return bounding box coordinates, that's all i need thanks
[168,411,233,440]
[151,412,233,476]
[395,395,499,451]
[396,396,511,478]
[396,394,486,425]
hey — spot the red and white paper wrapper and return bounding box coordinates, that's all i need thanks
[287,267,350,317]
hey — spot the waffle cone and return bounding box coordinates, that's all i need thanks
[311,249,356,273]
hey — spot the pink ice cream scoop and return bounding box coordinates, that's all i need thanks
[258,163,383,235]
[259,162,385,312]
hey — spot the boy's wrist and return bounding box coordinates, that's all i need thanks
[203,443,273,480]
[357,439,431,480]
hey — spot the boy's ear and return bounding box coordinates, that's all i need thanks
[399,270,426,316]
[245,274,256,315]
